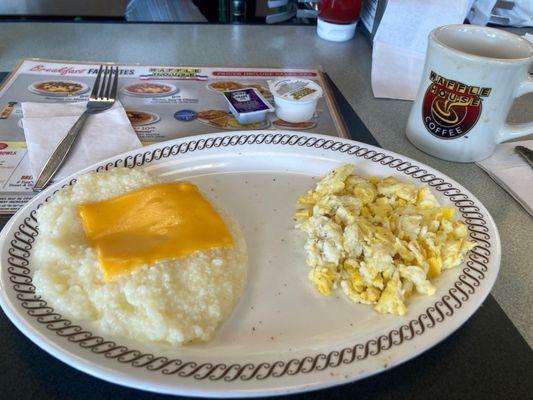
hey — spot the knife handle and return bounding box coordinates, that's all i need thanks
[515,146,533,168]
[33,110,91,192]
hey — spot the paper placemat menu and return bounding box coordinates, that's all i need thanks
[0,59,346,213]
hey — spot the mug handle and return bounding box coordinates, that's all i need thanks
[497,75,533,143]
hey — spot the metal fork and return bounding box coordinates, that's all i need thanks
[33,65,119,192]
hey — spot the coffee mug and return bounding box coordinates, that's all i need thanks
[406,24,533,162]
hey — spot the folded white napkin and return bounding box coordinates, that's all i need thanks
[21,101,142,181]
[371,0,473,100]
[476,140,533,216]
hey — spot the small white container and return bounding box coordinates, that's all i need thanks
[222,88,274,124]
[268,79,323,123]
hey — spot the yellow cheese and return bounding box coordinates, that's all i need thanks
[79,181,234,281]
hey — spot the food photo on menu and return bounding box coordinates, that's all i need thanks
[0,1,531,400]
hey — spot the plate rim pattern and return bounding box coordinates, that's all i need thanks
[4,132,493,382]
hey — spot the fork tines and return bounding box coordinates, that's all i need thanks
[91,65,119,101]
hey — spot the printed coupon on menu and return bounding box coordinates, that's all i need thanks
[0,59,347,213]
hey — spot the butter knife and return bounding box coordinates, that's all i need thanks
[515,146,533,168]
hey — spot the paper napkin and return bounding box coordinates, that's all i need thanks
[21,101,142,181]
[476,140,533,216]
[371,0,473,100]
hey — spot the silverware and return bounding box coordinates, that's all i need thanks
[515,145,533,168]
[33,65,119,192]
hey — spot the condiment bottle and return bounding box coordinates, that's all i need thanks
[317,0,362,42]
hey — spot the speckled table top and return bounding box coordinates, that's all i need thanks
[0,21,530,388]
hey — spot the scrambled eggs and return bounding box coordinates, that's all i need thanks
[294,164,475,316]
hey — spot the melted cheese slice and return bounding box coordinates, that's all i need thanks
[79,181,234,281]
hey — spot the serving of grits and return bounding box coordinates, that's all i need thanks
[31,168,247,346]
[294,164,476,316]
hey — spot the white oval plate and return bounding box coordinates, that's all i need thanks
[121,82,178,97]
[0,131,500,398]
[125,110,161,126]
[206,80,245,94]
[206,81,273,99]
[28,80,90,97]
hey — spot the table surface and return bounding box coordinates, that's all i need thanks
[0,22,531,398]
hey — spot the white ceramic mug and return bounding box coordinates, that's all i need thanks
[406,24,533,162]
